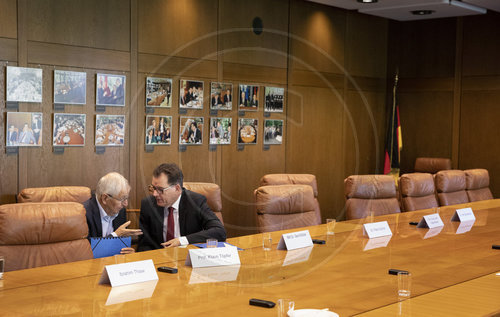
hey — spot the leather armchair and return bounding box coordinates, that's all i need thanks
[435,170,469,206]
[399,173,439,212]
[0,202,93,272]
[465,169,493,202]
[17,186,91,203]
[344,175,401,220]
[184,182,224,224]
[414,157,452,174]
[255,184,318,232]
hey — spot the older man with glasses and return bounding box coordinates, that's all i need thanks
[83,172,142,254]
[137,163,226,251]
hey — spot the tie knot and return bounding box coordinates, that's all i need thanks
[168,206,174,214]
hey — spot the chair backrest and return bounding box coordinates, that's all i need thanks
[344,175,401,220]
[399,173,438,212]
[254,184,318,232]
[414,157,452,174]
[0,202,93,272]
[259,174,321,224]
[17,186,92,203]
[435,170,469,206]
[465,169,493,202]
[183,182,223,224]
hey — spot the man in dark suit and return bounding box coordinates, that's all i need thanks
[187,122,202,144]
[84,172,142,254]
[137,163,226,251]
[7,125,17,146]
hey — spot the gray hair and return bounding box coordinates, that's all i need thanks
[96,172,130,198]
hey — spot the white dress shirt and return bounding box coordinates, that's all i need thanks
[97,199,118,238]
[163,194,188,246]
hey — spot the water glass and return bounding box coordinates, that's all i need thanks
[262,233,272,251]
[206,238,218,248]
[397,271,412,298]
[277,298,294,317]
[326,219,336,235]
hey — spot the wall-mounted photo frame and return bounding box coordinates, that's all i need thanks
[179,116,204,145]
[6,66,43,103]
[6,112,43,147]
[53,113,86,146]
[54,70,87,105]
[264,119,283,145]
[146,77,172,108]
[239,84,259,112]
[96,73,126,107]
[209,117,232,145]
[210,82,233,110]
[238,118,258,145]
[179,80,203,109]
[95,115,125,146]
[264,87,284,113]
[146,115,172,145]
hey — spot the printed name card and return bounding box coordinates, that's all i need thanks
[185,246,240,268]
[451,207,476,222]
[98,259,158,287]
[277,230,313,251]
[417,213,444,229]
[363,221,392,239]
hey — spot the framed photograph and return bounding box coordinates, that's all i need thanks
[264,119,284,145]
[209,117,232,145]
[210,82,233,110]
[96,73,126,106]
[6,66,43,103]
[95,115,125,146]
[53,113,86,146]
[54,70,87,105]
[146,115,172,145]
[238,118,258,145]
[6,112,43,147]
[264,87,284,113]
[179,117,204,145]
[179,80,204,109]
[239,84,259,111]
[146,77,172,108]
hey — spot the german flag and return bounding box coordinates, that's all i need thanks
[384,73,402,178]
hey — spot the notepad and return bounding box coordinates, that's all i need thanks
[193,242,243,251]
[91,236,132,258]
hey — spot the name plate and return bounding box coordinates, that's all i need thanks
[282,246,313,266]
[185,246,240,268]
[417,213,444,229]
[277,230,313,251]
[188,265,241,284]
[423,226,443,239]
[456,220,475,234]
[98,259,158,287]
[105,280,158,306]
[363,221,392,239]
[451,207,476,222]
[363,235,392,251]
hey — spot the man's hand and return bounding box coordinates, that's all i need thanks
[114,221,143,237]
[120,247,135,254]
[161,238,180,248]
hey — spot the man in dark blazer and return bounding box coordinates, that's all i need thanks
[138,163,226,251]
[84,172,142,254]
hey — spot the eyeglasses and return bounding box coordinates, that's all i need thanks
[148,184,175,194]
[106,194,129,203]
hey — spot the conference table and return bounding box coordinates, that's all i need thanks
[2,200,500,316]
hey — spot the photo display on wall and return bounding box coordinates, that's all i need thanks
[96,73,126,107]
[210,82,233,110]
[238,118,258,145]
[146,77,172,108]
[54,70,87,105]
[179,80,203,109]
[6,66,43,103]
[239,84,259,111]
[209,117,232,145]
[264,87,284,113]
[264,119,283,145]
[53,113,86,147]
[6,112,43,147]
[95,115,125,146]
[179,116,204,145]
[146,115,172,145]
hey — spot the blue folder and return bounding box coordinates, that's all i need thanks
[90,236,131,258]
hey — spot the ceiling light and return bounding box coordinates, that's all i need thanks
[357,0,378,3]
[410,10,435,15]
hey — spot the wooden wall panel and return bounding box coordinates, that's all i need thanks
[27,0,130,51]
[0,38,17,62]
[0,0,17,39]
[138,54,217,79]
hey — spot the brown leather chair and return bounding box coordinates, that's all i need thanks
[260,174,321,224]
[399,173,439,212]
[414,157,452,174]
[17,186,92,203]
[344,175,401,220]
[465,169,493,202]
[0,202,93,272]
[255,184,318,232]
[435,170,469,206]
[184,182,224,224]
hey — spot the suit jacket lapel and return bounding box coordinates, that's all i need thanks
[91,196,103,237]
[154,203,165,242]
[178,190,187,236]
